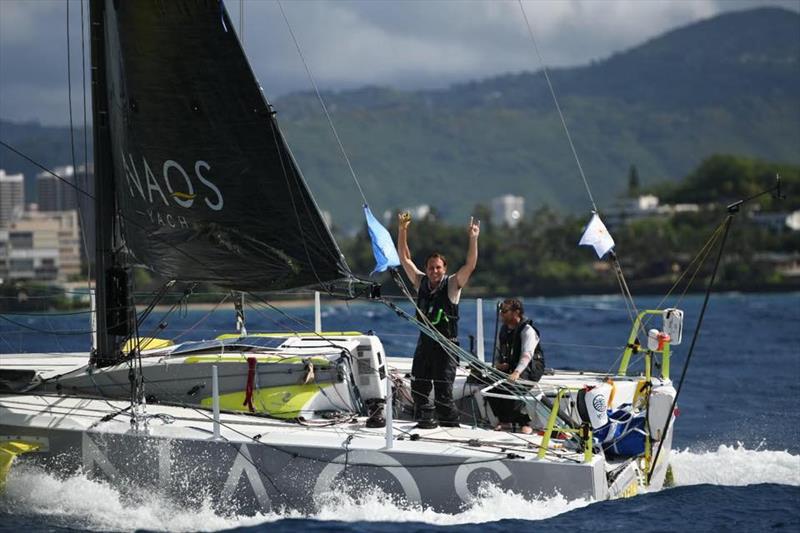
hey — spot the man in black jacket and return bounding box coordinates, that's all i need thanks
[397,213,479,428]
[489,298,545,434]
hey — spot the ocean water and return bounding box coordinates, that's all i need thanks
[1,292,798,532]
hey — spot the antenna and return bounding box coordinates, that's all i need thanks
[727,172,786,213]
[774,173,786,200]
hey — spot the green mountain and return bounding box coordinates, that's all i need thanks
[277,7,800,228]
[1,7,798,229]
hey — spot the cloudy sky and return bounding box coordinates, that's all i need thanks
[0,0,797,125]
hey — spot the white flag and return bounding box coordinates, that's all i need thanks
[579,213,615,259]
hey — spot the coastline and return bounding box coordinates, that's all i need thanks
[2,282,798,314]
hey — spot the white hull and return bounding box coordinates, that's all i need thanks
[0,344,675,513]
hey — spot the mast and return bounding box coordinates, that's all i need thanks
[89,0,131,367]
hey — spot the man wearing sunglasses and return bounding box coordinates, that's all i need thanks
[491,298,545,434]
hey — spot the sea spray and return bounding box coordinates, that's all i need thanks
[0,464,277,532]
[312,484,591,525]
[2,444,798,531]
[1,464,590,530]
[670,443,800,487]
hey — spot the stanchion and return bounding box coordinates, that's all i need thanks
[212,365,221,440]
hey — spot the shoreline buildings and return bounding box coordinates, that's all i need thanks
[0,166,91,284]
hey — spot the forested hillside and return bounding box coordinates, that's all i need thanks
[1,7,797,229]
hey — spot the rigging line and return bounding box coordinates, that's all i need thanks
[128,289,147,408]
[647,214,735,484]
[66,1,89,284]
[391,277,500,378]
[0,305,136,339]
[518,0,643,340]
[0,309,93,317]
[654,222,724,315]
[162,396,514,468]
[239,0,244,46]
[525,300,629,312]
[285,137,354,273]
[610,257,636,326]
[640,219,726,332]
[517,0,597,213]
[43,303,67,353]
[0,314,94,336]
[674,223,726,308]
[281,133,351,277]
[66,1,77,191]
[0,332,21,354]
[607,256,648,363]
[612,254,640,320]
[385,277,528,396]
[244,292,363,357]
[66,1,92,297]
[145,408,289,504]
[172,293,231,341]
[134,281,179,331]
[238,296,411,404]
[0,141,241,286]
[267,122,333,293]
[380,293,632,313]
[245,299,313,330]
[79,0,93,288]
[642,216,725,336]
[389,276,490,376]
[275,0,368,206]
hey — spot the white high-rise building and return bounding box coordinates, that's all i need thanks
[491,195,524,228]
[0,170,25,227]
[37,165,83,212]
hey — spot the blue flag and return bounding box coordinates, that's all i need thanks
[364,205,401,274]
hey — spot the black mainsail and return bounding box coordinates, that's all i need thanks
[90,0,354,363]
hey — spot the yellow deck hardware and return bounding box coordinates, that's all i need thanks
[200,383,335,418]
[184,354,332,366]
[538,389,566,459]
[605,378,617,409]
[122,337,174,352]
[0,440,40,490]
[537,388,593,462]
[664,464,676,487]
[216,331,362,340]
[632,379,650,410]
[618,310,671,379]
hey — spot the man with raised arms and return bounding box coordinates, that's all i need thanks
[397,213,480,428]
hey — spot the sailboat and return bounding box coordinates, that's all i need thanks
[0,0,680,513]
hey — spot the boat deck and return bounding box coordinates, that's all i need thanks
[0,391,587,465]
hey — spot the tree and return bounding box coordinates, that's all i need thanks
[628,165,641,198]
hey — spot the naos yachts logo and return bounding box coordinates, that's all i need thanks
[120,151,224,228]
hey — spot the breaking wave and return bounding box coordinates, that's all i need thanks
[1,443,797,532]
[670,443,800,487]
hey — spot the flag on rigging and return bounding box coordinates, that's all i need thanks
[579,213,615,259]
[364,205,401,274]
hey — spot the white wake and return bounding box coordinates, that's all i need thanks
[670,443,800,487]
[1,443,797,532]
